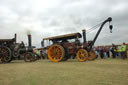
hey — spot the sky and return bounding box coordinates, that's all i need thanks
[0,0,128,47]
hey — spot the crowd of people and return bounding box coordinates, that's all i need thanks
[94,42,128,59]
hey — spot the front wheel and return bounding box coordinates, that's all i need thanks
[76,49,88,62]
[24,52,34,62]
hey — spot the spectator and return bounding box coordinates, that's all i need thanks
[94,47,98,59]
[95,46,100,58]
[117,46,122,58]
[100,47,104,59]
[111,44,117,58]
[103,46,108,59]
[121,43,127,59]
[106,47,110,58]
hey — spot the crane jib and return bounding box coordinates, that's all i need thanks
[88,17,113,52]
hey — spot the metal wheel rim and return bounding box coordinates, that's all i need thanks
[0,46,11,63]
[24,52,34,62]
[77,49,88,62]
[48,44,64,62]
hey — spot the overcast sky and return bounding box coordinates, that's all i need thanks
[0,0,128,47]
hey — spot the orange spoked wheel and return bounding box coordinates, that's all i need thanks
[88,50,96,61]
[48,44,65,62]
[77,49,88,62]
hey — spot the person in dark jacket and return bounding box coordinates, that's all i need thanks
[111,44,117,58]
[100,47,104,59]
[106,47,110,58]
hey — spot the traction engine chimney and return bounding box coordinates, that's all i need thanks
[28,34,32,47]
[82,29,86,45]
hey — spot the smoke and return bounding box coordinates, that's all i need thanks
[26,29,32,35]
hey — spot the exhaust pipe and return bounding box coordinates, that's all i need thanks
[14,33,17,43]
[28,34,32,47]
[82,29,86,44]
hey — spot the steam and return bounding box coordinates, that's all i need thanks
[26,29,31,35]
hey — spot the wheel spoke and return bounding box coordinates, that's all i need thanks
[24,52,34,62]
[0,46,11,63]
[77,49,88,62]
[48,44,65,62]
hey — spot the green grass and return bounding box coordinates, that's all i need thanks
[0,58,128,85]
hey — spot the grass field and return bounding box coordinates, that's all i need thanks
[0,58,128,85]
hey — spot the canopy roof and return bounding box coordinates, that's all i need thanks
[43,32,82,41]
[0,39,14,42]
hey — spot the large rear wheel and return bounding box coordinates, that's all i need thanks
[76,49,88,62]
[48,44,65,62]
[0,46,12,63]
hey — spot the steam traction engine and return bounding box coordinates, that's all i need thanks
[0,34,36,63]
[42,17,113,62]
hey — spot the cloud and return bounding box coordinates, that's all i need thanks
[0,0,128,47]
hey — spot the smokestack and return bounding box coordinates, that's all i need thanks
[14,33,17,43]
[82,29,86,44]
[28,34,32,47]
